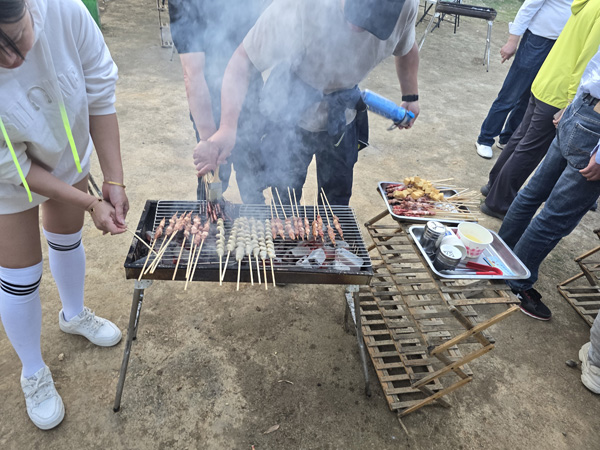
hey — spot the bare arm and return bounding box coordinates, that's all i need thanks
[180,52,217,140]
[500,34,521,63]
[194,43,254,174]
[395,42,420,128]
[89,113,129,228]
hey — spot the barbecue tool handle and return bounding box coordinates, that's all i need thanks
[361,89,415,128]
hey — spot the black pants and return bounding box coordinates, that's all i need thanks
[485,94,560,214]
[266,119,360,206]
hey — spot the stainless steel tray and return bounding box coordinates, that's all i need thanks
[378,181,476,225]
[408,225,531,280]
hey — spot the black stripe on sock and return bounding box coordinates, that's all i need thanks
[47,240,81,252]
[0,276,42,296]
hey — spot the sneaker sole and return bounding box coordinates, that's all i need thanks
[30,400,65,430]
[519,306,551,321]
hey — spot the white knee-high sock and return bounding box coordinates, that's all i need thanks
[0,262,45,378]
[43,229,85,322]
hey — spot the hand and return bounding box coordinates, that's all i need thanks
[88,199,128,235]
[193,140,220,176]
[580,154,600,181]
[553,108,565,128]
[209,128,237,165]
[101,183,129,227]
[399,101,420,129]
[500,35,519,63]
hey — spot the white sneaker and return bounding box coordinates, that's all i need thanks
[475,142,493,159]
[579,342,600,394]
[495,141,505,150]
[21,366,65,430]
[59,307,122,347]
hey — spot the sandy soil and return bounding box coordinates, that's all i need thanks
[1,1,599,449]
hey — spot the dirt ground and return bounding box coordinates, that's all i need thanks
[1,1,599,449]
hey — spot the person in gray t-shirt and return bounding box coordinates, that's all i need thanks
[193,0,420,205]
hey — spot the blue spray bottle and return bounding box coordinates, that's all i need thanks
[361,89,415,129]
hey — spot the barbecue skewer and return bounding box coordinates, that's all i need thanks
[320,193,337,246]
[216,218,225,286]
[148,212,178,273]
[275,187,295,240]
[320,188,344,240]
[126,229,159,256]
[292,188,305,240]
[221,221,238,282]
[138,217,165,281]
[265,219,276,287]
[315,193,325,242]
[149,211,185,274]
[186,221,208,290]
[172,213,192,281]
[271,196,285,240]
[186,215,202,282]
[302,195,311,240]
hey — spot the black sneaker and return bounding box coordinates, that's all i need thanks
[480,203,505,220]
[512,288,551,320]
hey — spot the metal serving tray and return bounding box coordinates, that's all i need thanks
[408,225,530,280]
[378,181,475,225]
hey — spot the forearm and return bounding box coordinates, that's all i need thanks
[395,43,419,97]
[89,113,124,184]
[218,44,253,133]
[26,164,96,210]
[180,53,217,140]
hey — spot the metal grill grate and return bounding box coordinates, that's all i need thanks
[124,200,373,285]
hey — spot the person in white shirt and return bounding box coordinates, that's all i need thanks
[0,0,127,430]
[475,0,572,159]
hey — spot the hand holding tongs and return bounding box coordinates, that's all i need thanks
[452,261,503,276]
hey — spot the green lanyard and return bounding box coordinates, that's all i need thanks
[0,104,81,203]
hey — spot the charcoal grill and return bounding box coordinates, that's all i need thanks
[114,200,373,411]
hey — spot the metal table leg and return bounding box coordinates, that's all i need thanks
[113,279,152,412]
[347,288,371,397]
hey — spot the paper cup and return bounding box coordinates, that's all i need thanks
[440,233,467,260]
[456,222,493,259]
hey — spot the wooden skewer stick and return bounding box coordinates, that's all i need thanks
[430,178,454,184]
[188,238,204,288]
[320,187,335,219]
[221,250,231,282]
[150,231,178,274]
[172,237,187,281]
[274,187,287,219]
[186,240,196,282]
[320,193,332,227]
[138,238,157,281]
[126,229,159,256]
[237,259,242,291]
[219,254,223,286]
[302,194,310,239]
[255,255,262,285]
[270,258,276,287]
[263,259,268,291]
[248,255,254,286]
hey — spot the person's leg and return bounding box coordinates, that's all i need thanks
[42,177,121,346]
[0,206,64,429]
[477,31,554,147]
[498,87,531,146]
[485,96,559,214]
[504,95,600,291]
[315,121,359,206]
[487,95,536,188]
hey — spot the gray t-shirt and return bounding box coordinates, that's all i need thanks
[243,0,418,131]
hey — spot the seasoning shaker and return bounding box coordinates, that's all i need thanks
[419,221,446,258]
[433,244,463,272]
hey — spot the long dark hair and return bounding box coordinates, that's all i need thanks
[0,0,27,60]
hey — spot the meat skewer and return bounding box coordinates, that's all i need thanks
[188,220,209,288]
[251,219,261,285]
[321,188,344,240]
[264,219,276,287]
[270,196,285,240]
[315,193,325,242]
[138,217,165,281]
[152,211,187,273]
[302,194,311,240]
[258,222,268,291]
[172,212,192,280]
[146,212,178,274]
[186,214,202,282]
[274,187,295,240]
[320,193,336,246]
[216,218,225,286]
[292,188,305,240]
[312,201,319,242]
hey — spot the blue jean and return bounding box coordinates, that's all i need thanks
[477,30,555,147]
[498,94,600,291]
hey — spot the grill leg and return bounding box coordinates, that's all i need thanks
[419,12,439,52]
[353,290,371,397]
[113,280,152,412]
[485,20,493,72]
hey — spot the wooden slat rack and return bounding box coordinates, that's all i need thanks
[558,228,600,327]
[354,210,519,417]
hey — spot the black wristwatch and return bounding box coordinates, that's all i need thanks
[401,94,419,102]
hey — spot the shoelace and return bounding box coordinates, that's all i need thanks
[78,309,104,335]
[24,373,55,407]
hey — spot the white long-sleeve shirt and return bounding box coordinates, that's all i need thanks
[0,0,118,213]
[509,0,573,40]
[577,46,600,163]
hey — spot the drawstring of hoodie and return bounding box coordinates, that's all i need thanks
[0,116,33,202]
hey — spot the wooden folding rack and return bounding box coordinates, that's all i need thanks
[558,229,600,327]
[358,210,519,417]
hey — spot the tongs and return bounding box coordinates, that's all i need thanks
[451,261,503,276]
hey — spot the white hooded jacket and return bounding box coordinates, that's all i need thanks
[0,0,118,213]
